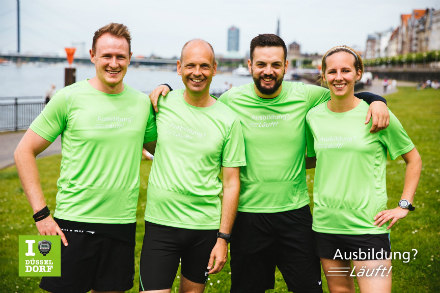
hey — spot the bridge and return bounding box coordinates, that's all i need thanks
[0,53,177,67]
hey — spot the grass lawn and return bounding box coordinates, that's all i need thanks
[1,87,439,292]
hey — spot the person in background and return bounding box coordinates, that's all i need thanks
[426,79,432,88]
[222,81,230,93]
[306,45,422,293]
[382,77,389,93]
[45,83,56,104]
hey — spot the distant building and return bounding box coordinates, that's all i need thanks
[399,14,412,55]
[387,28,400,57]
[228,26,239,52]
[364,8,440,59]
[365,35,377,59]
[286,41,322,68]
[416,9,433,53]
[376,28,394,58]
[287,41,301,63]
[409,9,427,52]
[429,10,440,51]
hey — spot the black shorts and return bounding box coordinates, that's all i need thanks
[314,232,391,261]
[230,205,322,293]
[39,231,135,293]
[139,221,218,291]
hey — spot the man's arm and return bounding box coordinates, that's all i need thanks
[149,84,172,113]
[354,92,390,133]
[14,129,68,246]
[305,84,390,134]
[207,167,240,274]
[305,118,316,169]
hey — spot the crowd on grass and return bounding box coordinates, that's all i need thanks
[418,79,440,90]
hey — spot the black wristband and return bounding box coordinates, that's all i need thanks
[34,211,50,222]
[354,92,387,105]
[160,84,173,92]
[217,232,231,243]
[33,206,49,219]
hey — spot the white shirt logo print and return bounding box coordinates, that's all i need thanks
[249,114,289,128]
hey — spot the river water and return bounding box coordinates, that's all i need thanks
[0,63,254,98]
[0,62,255,130]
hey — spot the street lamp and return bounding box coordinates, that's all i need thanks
[412,54,416,67]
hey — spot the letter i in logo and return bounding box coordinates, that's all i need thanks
[25,240,35,256]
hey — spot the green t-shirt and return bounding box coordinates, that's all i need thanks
[306,100,414,234]
[30,80,157,224]
[219,81,330,213]
[144,89,246,229]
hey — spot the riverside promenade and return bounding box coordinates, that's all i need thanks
[0,79,416,169]
[0,131,61,169]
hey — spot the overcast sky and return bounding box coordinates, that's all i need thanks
[1,0,439,58]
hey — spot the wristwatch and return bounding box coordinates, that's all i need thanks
[398,199,415,211]
[217,232,231,243]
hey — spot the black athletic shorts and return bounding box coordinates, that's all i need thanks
[314,232,391,261]
[230,205,323,293]
[39,231,135,293]
[139,221,218,291]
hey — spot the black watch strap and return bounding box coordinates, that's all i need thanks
[408,204,415,211]
[217,232,231,243]
[160,83,173,91]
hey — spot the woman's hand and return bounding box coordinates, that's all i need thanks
[373,207,409,230]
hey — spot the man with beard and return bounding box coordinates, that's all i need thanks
[149,34,389,293]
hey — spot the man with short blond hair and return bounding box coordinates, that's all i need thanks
[15,23,157,293]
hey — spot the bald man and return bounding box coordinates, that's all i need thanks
[138,39,246,293]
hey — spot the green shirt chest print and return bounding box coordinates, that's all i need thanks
[30,80,157,224]
[145,89,246,229]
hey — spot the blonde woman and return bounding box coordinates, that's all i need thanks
[306,46,422,293]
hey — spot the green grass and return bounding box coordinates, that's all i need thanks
[0,87,439,292]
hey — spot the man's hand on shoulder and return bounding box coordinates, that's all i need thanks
[149,84,171,113]
[365,101,390,133]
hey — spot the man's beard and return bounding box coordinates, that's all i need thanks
[253,73,284,96]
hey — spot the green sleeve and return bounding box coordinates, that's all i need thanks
[143,104,158,143]
[305,119,316,157]
[218,90,230,106]
[378,111,415,160]
[221,117,246,167]
[29,90,68,142]
[305,84,331,111]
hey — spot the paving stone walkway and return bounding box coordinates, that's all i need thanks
[0,131,61,169]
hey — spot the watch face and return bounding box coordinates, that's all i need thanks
[399,200,409,208]
[38,240,52,256]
